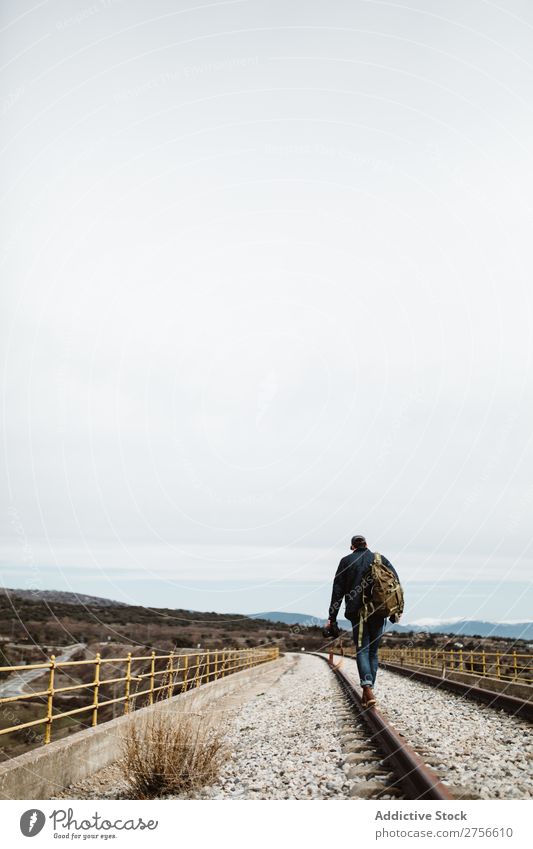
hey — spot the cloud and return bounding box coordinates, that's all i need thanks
[1,0,532,618]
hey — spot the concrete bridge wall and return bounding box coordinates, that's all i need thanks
[0,657,281,800]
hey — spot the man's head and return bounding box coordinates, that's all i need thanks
[351,534,367,551]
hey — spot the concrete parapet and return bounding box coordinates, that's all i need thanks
[0,657,282,800]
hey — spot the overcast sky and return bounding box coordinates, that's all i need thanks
[1,0,532,623]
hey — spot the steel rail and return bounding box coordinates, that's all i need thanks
[313,652,453,800]
[379,660,533,723]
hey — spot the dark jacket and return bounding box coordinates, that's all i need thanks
[328,547,399,624]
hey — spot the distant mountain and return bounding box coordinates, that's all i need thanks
[386,619,533,640]
[4,594,531,640]
[252,611,533,640]
[2,588,127,608]
[251,611,352,629]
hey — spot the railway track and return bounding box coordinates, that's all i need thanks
[378,660,533,723]
[50,652,531,801]
[312,652,453,800]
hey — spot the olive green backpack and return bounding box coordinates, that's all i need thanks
[357,552,404,646]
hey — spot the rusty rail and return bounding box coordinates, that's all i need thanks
[315,651,453,800]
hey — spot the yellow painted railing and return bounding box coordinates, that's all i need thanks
[377,647,532,685]
[0,646,279,747]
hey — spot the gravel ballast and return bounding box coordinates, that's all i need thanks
[342,658,533,800]
[53,653,532,800]
[195,652,352,800]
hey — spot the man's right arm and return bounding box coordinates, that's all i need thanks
[328,559,347,622]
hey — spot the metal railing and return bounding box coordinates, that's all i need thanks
[377,647,532,685]
[0,646,279,747]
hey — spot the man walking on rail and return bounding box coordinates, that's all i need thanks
[324,535,403,708]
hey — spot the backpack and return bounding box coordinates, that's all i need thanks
[357,552,404,646]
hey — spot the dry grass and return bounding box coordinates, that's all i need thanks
[120,705,228,799]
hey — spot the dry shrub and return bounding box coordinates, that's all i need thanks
[120,706,228,799]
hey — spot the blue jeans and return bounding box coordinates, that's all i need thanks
[353,613,385,687]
